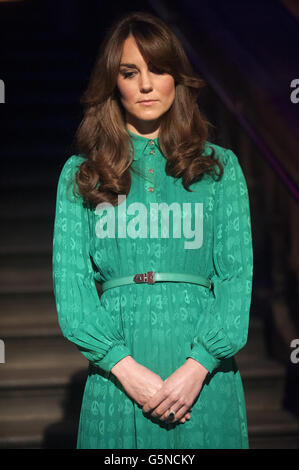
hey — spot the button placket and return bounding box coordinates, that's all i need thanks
[144,139,157,193]
[145,176,156,192]
[128,131,164,200]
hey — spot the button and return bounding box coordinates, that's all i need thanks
[150,150,155,155]
[148,168,154,173]
[148,140,154,146]
[147,186,154,192]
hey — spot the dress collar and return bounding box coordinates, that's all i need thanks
[127,128,212,161]
[127,129,161,161]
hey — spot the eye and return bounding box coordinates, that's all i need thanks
[121,71,136,79]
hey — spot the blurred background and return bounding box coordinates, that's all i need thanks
[0,0,299,449]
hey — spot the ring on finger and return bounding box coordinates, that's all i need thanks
[167,409,176,420]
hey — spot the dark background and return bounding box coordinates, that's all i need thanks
[0,0,299,449]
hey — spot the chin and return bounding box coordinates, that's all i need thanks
[138,110,162,118]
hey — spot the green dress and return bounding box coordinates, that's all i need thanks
[52,130,253,449]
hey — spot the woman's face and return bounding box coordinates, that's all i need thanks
[116,35,175,137]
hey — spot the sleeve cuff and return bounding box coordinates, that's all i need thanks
[186,342,221,374]
[96,343,132,373]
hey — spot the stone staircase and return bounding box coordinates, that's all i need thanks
[236,322,299,449]
[0,0,299,449]
[1,281,299,448]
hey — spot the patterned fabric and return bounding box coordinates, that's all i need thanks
[52,130,253,449]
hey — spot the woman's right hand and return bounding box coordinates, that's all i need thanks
[111,356,191,424]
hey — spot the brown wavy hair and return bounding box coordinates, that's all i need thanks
[73,10,223,208]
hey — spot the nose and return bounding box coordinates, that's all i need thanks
[139,70,153,92]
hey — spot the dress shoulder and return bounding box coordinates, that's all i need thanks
[204,140,237,165]
[204,142,246,189]
[61,154,87,173]
[57,154,87,204]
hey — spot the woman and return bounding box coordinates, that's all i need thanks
[52,11,253,449]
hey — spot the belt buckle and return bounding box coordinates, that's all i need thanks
[134,271,155,284]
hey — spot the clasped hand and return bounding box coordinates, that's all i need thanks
[111,356,208,425]
[142,359,208,424]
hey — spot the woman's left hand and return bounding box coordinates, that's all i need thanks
[142,358,209,423]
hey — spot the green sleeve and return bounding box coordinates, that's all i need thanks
[52,155,131,373]
[186,148,253,373]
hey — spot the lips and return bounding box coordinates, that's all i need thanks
[138,100,158,106]
[138,100,158,103]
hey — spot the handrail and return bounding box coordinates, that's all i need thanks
[148,2,299,203]
[173,25,299,204]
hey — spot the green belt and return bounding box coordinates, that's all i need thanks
[101,271,212,292]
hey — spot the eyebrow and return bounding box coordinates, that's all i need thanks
[120,63,138,68]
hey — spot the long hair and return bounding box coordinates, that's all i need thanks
[73,10,223,208]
